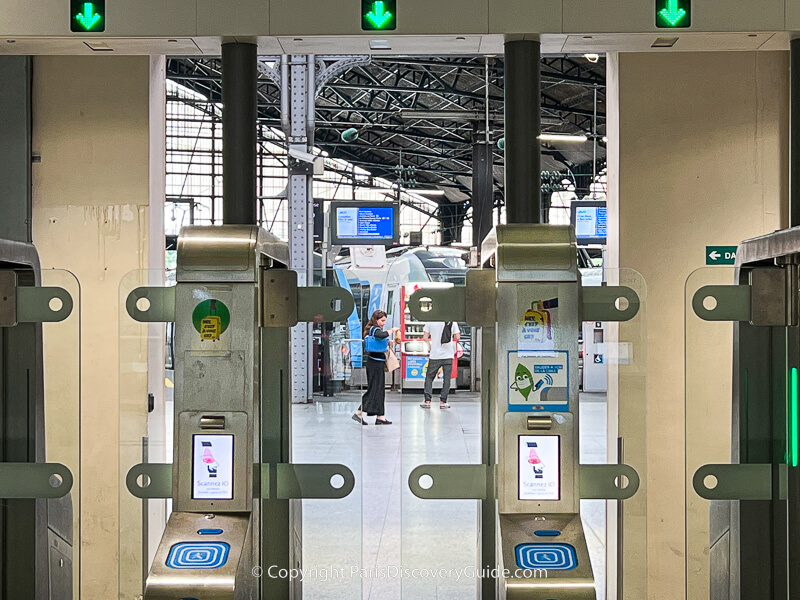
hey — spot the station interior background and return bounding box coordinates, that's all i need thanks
[9,37,790,600]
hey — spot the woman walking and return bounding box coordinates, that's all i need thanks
[353,310,398,425]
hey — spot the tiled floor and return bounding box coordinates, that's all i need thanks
[293,390,608,600]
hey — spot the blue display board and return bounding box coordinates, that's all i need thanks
[405,355,428,379]
[330,201,399,245]
[570,201,607,245]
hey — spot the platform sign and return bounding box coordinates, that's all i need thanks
[706,246,737,266]
[362,0,396,30]
[656,0,690,27]
[71,0,105,32]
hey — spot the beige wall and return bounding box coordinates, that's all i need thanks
[609,51,789,599]
[31,55,153,599]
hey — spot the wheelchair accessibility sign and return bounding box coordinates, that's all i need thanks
[508,351,569,412]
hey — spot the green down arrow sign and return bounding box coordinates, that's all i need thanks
[656,0,690,28]
[71,0,105,32]
[362,0,396,30]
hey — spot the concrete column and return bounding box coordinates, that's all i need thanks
[503,39,541,224]
[31,55,158,599]
[607,50,788,600]
[0,56,31,243]
[222,42,258,225]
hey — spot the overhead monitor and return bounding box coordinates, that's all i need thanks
[518,435,561,501]
[570,201,607,246]
[330,201,399,246]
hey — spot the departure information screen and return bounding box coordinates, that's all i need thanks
[518,435,560,501]
[192,434,234,500]
[331,202,399,245]
[336,206,394,240]
[572,202,607,245]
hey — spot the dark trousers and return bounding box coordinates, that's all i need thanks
[361,358,386,416]
[424,358,453,403]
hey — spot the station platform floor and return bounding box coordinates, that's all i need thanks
[292,390,608,600]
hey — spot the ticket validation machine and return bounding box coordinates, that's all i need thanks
[688,226,800,599]
[407,225,641,600]
[0,239,76,600]
[125,226,355,600]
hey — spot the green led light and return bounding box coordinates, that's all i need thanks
[792,368,798,467]
[362,0,396,31]
[71,0,105,32]
[655,0,690,28]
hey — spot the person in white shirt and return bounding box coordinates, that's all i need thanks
[420,321,460,408]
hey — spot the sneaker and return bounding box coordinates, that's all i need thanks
[439,401,450,409]
[420,401,432,409]
[352,413,367,425]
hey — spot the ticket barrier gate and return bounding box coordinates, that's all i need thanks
[0,239,75,599]
[689,226,800,599]
[124,226,356,600]
[407,225,642,599]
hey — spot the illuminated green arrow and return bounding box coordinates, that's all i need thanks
[75,2,102,30]
[659,0,686,26]
[366,1,393,28]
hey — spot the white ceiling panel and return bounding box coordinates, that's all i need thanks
[277,35,483,55]
[0,37,201,54]
[563,32,777,53]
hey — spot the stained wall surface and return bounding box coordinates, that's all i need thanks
[608,50,789,599]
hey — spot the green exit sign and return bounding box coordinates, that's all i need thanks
[656,0,690,27]
[362,0,396,30]
[71,0,105,32]
[706,246,737,266]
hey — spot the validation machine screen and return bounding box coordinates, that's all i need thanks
[192,434,234,500]
[518,435,560,501]
[336,206,395,241]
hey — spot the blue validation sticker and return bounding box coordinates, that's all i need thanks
[515,543,577,570]
[167,542,230,569]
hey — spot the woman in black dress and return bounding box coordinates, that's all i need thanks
[353,310,398,425]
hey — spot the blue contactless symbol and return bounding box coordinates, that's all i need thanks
[167,542,230,569]
[515,543,577,570]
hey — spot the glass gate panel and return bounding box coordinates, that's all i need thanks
[685,266,749,600]
[119,268,172,600]
[41,269,82,600]
[292,264,366,600]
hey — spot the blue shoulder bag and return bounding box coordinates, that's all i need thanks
[364,326,389,353]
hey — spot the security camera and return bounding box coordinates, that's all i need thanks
[288,148,325,176]
[288,148,317,164]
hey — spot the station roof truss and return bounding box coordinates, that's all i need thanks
[166,54,605,211]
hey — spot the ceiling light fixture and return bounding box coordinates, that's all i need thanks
[539,133,588,143]
[412,189,446,196]
[584,53,600,63]
[398,109,491,121]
